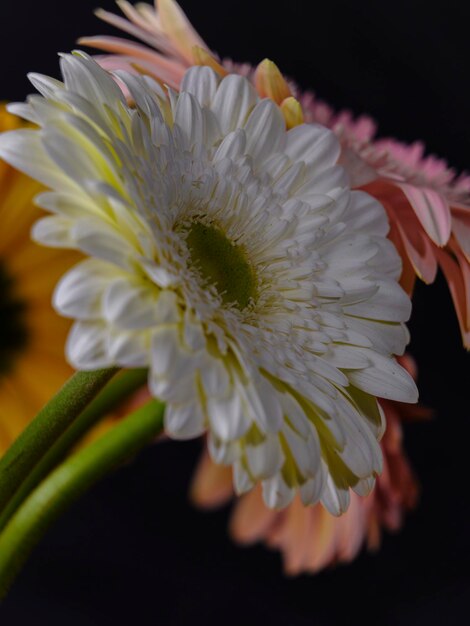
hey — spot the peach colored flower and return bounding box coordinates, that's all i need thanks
[191,355,429,575]
[79,0,213,89]
[81,0,470,347]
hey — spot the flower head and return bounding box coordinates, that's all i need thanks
[79,0,211,89]
[0,53,417,511]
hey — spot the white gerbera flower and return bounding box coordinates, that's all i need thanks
[0,52,417,513]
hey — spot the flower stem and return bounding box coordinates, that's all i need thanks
[0,368,118,514]
[0,368,148,533]
[0,398,165,600]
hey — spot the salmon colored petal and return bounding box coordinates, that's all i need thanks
[397,182,451,246]
[92,5,176,56]
[451,206,470,262]
[96,55,182,90]
[79,36,187,85]
[230,487,278,544]
[266,497,312,575]
[304,506,338,573]
[190,448,234,509]
[395,218,438,284]
[335,494,369,563]
[366,179,439,284]
[387,222,417,295]
[157,0,209,64]
[435,244,470,348]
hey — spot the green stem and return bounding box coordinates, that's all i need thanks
[0,398,165,600]
[0,368,118,514]
[0,368,148,533]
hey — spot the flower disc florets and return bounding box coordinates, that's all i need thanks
[0,53,417,513]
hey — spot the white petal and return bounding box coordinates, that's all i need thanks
[242,376,283,434]
[233,460,255,495]
[347,351,418,403]
[206,389,251,441]
[213,129,246,161]
[165,401,206,439]
[0,129,77,193]
[299,470,326,506]
[344,316,409,356]
[244,99,285,163]
[285,123,340,168]
[150,326,184,379]
[66,321,112,369]
[71,218,137,270]
[321,472,350,516]
[32,216,76,248]
[262,474,295,509]
[53,259,114,319]
[103,278,161,329]
[180,66,219,108]
[211,74,258,134]
[200,357,231,397]
[208,434,240,465]
[59,52,125,110]
[107,329,151,367]
[245,435,284,480]
[346,190,389,237]
[352,475,376,497]
[343,280,412,323]
[282,424,321,480]
[174,91,205,149]
[28,72,64,98]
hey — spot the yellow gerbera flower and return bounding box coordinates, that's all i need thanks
[0,105,80,452]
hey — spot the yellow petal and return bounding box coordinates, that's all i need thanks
[280,97,305,129]
[192,46,228,77]
[254,59,291,104]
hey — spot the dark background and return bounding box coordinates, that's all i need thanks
[1,0,470,623]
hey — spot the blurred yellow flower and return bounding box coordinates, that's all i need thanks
[0,105,80,453]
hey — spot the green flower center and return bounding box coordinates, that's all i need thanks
[0,262,29,375]
[185,222,257,310]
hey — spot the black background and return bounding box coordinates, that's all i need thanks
[1,0,470,624]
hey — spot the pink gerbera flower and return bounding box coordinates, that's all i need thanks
[80,0,470,347]
[191,355,429,575]
[78,0,214,88]
[353,139,470,346]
